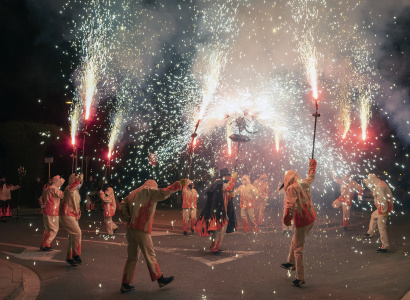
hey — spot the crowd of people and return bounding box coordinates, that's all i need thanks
[0,158,396,292]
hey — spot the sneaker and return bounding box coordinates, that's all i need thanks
[120,283,135,293]
[291,279,305,287]
[211,251,222,256]
[66,258,78,266]
[362,233,372,238]
[280,263,295,270]
[343,227,348,232]
[183,231,188,236]
[376,248,388,253]
[157,275,174,288]
[73,255,82,265]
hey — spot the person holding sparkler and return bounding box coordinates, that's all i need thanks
[40,175,65,251]
[331,173,363,232]
[233,175,259,234]
[119,178,186,293]
[182,179,199,236]
[280,159,317,287]
[253,172,269,226]
[362,174,394,253]
[99,187,118,236]
[195,169,237,255]
[60,174,83,266]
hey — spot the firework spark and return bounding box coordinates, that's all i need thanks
[359,87,372,141]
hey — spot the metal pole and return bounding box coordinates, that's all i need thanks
[183,119,201,178]
[81,122,88,173]
[234,142,241,172]
[311,100,320,159]
[16,179,21,223]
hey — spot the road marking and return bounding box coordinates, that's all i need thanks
[0,243,64,263]
[155,247,262,266]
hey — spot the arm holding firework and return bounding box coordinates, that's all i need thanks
[300,159,317,188]
[283,159,317,226]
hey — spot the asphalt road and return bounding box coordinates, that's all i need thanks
[0,205,409,300]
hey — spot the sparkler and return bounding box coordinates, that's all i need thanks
[359,87,372,141]
[70,102,81,173]
[275,129,280,152]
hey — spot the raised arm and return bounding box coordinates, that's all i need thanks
[99,191,111,203]
[300,159,317,188]
[147,181,182,203]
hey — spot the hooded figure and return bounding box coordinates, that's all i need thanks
[100,187,118,235]
[40,175,65,251]
[0,178,20,221]
[182,179,199,235]
[253,173,269,225]
[233,175,259,233]
[119,179,184,293]
[332,173,363,231]
[362,174,394,252]
[59,174,83,266]
[280,159,317,287]
[194,169,237,255]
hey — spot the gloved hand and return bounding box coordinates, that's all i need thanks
[179,178,187,188]
[309,159,317,167]
[232,172,238,179]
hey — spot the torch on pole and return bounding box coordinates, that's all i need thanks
[311,100,320,159]
[71,146,77,174]
[184,119,201,179]
[102,155,111,191]
[81,122,88,174]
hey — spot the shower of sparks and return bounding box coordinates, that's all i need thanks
[299,34,319,100]
[359,87,372,141]
[60,0,406,213]
[108,110,124,157]
[69,98,82,146]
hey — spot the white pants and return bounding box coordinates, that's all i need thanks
[41,215,59,248]
[60,216,82,259]
[104,217,118,235]
[332,199,351,227]
[182,208,197,232]
[367,210,389,248]
[287,223,314,281]
[240,208,258,232]
[210,224,227,252]
[122,229,162,283]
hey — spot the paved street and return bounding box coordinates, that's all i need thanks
[0,203,409,300]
